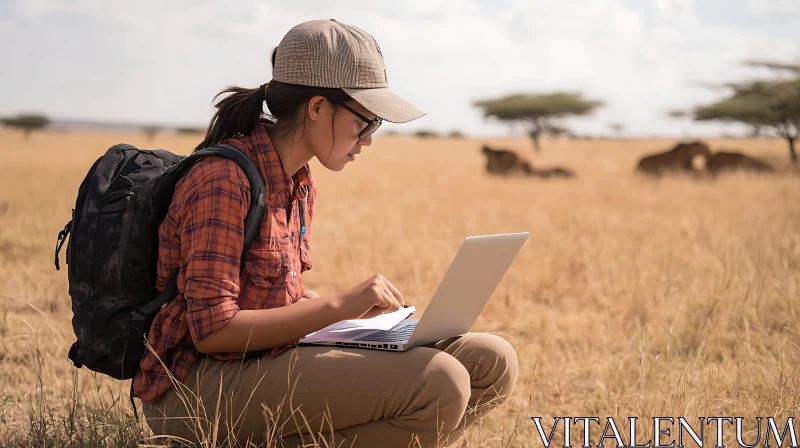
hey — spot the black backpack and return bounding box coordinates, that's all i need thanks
[54,143,265,383]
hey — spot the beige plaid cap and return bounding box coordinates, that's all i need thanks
[272,19,425,124]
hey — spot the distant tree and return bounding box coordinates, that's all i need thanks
[413,129,440,138]
[1,114,50,140]
[176,126,205,135]
[667,109,687,120]
[743,60,800,75]
[473,92,604,151]
[447,130,465,139]
[692,60,800,165]
[382,129,401,136]
[607,122,625,137]
[142,125,161,141]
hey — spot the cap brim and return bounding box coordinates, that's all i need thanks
[342,88,425,124]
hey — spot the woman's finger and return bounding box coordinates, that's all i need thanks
[383,278,404,306]
[380,285,401,312]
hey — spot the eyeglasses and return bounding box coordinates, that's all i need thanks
[338,102,382,139]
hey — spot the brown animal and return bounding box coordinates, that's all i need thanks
[482,145,532,175]
[481,145,576,179]
[636,141,712,176]
[523,165,576,178]
[706,151,775,176]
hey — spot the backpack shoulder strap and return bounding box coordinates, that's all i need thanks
[131,144,266,319]
[197,144,266,257]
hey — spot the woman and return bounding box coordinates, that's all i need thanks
[133,19,518,447]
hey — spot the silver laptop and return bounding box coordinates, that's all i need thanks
[299,232,529,351]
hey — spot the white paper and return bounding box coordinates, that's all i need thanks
[303,306,416,340]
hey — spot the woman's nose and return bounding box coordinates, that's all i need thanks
[359,134,373,146]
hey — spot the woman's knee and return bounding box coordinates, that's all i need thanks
[458,333,519,398]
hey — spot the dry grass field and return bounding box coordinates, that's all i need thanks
[0,128,798,447]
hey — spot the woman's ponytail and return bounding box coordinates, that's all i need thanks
[194,84,268,152]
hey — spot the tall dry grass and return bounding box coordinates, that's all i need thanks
[0,128,798,447]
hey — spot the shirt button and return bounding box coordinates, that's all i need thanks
[291,271,296,277]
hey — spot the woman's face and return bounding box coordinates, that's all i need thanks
[306,97,375,171]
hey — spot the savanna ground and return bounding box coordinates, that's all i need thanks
[0,129,798,447]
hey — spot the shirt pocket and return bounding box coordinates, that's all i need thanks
[299,238,312,272]
[244,240,291,287]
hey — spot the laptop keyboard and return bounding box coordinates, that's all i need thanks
[353,321,418,343]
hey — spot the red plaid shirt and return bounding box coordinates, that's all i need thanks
[132,123,316,403]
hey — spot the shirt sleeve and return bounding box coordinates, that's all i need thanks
[180,163,251,344]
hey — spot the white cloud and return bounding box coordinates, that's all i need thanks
[655,0,696,20]
[745,0,800,15]
[1,0,798,137]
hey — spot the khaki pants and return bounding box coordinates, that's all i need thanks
[142,332,518,447]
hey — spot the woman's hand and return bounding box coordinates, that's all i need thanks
[330,274,404,321]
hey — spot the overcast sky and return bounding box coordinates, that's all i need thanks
[1,0,798,137]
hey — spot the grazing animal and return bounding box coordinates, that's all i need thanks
[636,141,712,176]
[524,165,576,178]
[482,145,533,175]
[706,151,775,176]
[481,145,576,179]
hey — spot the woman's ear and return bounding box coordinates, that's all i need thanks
[307,95,327,121]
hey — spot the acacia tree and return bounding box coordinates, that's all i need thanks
[690,60,800,165]
[1,114,50,140]
[744,60,800,75]
[667,110,687,119]
[473,92,604,151]
[693,81,799,165]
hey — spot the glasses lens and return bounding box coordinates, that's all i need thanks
[360,120,381,139]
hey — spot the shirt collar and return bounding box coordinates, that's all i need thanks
[249,123,311,198]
